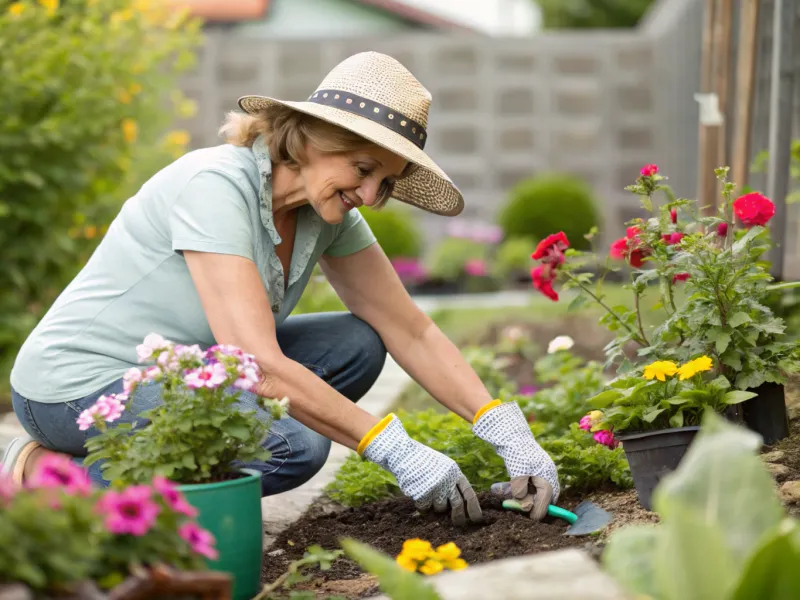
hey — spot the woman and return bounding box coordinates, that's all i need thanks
[3,52,559,525]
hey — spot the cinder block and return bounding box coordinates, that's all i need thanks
[553,56,600,76]
[435,46,479,76]
[437,88,479,112]
[618,126,654,150]
[217,59,260,85]
[438,128,479,154]
[617,85,653,112]
[495,52,537,74]
[277,47,322,78]
[617,46,653,71]
[496,128,536,151]
[555,128,601,154]
[497,88,535,116]
[555,89,600,116]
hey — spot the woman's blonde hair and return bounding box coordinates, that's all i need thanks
[219,106,378,168]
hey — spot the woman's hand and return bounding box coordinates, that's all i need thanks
[472,402,560,521]
[360,414,483,526]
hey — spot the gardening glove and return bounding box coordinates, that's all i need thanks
[472,400,560,521]
[359,413,483,526]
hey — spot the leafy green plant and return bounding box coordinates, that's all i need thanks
[292,266,346,315]
[602,410,799,600]
[359,205,423,259]
[498,173,599,251]
[425,237,490,281]
[589,356,757,434]
[537,0,655,29]
[255,545,345,600]
[491,236,535,281]
[83,334,287,485]
[0,0,202,387]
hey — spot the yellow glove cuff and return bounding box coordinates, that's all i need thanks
[472,399,502,424]
[357,413,396,455]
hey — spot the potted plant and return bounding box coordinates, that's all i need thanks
[80,335,287,600]
[528,165,799,447]
[0,454,229,598]
[583,355,757,509]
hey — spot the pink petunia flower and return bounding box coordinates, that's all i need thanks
[97,485,160,536]
[179,522,219,560]
[518,385,537,396]
[234,365,261,392]
[123,368,144,395]
[27,454,93,496]
[579,415,592,431]
[184,362,228,390]
[136,333,171,363]
[142,366,163,383]
[464,259,487,277]
[76,394,126,431]
[0,475,18,504]
[593,430,619,449]
[152,476,199,518]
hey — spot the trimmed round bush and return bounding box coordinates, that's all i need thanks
[492,236,535,280]
[426,237,489,281]
[359,205,423,259]
[498,173,600,251]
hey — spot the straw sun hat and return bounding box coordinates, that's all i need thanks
[238,51,464,217]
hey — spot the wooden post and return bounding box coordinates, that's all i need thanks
[696,0,721,213]
[714,0,735,169]
[730,0,761,187]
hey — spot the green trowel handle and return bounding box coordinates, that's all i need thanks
[502,500,578,524]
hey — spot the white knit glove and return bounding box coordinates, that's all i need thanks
[473,402,560,520]
[361,415,483,525]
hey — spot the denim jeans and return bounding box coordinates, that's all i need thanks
[10,312,387,496]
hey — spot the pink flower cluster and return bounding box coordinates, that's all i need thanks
[76,394,127,431]
[446,221,503,244]
[391,258,426,284]
[578,413,619,449]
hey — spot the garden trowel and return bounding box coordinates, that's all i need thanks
[490,482,611,536]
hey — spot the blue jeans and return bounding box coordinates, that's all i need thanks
[10,312,386,496]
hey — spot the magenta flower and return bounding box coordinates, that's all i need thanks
[97,485,160,536]
[184,363,228,389]
[152,476,199,518]
[578,415,592,431]
[593,430,619,449]
[672,272,690,284]
[0,475,18,504]
[76,393,126,431]
[123,367,144,395]
[518,385,537,396]
[391,258,426,283]
[27,454,93,496]
[640,164,658,177]
[717,222,729,237]
[179,522,219,560]
[136,333,170,363]
[670,208,677,224]
[464,259,487,277]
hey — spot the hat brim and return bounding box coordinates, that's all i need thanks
[238,95,464,217]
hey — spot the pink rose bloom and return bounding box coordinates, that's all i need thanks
[179,522,219,560]
[640,164,658,177]
[464,259,487,277]
[152,476,199,518]
[136,333,170,363]
[184,362,228,390]
[579,415,592,431]
[593,430,619,449]
[97,485,160,536]
[27,454,93,496]
[717,222,729,237]
[661,232,684,246]
[672,272,690,284]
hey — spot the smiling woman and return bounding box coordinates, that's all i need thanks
[4,51,560,529]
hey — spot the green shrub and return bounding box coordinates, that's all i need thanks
[498,173,600,251]
[425,237,489,281]
[292,266,346,315]
[538,0,655,29]
[491,236,534,280]
[0,1,202,385]
[359,205,423,259]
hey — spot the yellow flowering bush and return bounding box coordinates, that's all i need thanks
[396,539,468,576]
[0,0,202,390]
[586,355,759,434]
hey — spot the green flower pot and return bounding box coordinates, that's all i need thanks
[179,469,262,600]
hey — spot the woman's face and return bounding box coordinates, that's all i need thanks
[299,144,409,224]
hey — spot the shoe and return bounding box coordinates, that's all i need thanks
[1,435,41,484]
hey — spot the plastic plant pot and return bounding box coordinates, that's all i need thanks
[742,382,789,445]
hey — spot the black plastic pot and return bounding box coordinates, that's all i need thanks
[617,426,701,511]
[742,382,789,445]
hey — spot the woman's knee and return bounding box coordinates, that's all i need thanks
[258,418,332,496]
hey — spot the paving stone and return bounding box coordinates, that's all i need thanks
[761,450,786,463]
[767,462,791,480]
[780,480,800,504]
[368,549,633,600]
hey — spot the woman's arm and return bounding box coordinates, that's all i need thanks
[320,244,494,422]
[183,250,379,450]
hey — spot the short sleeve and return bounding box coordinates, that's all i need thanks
[324,208,377,257]
[169,170,254,260]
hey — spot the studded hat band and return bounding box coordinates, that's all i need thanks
[307,89,427,150]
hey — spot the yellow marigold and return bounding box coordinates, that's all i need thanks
[433,542,461,562]
[643,360,678,382]
[677,356,713,380]
[166,130,191,147]
[38,0,57,16]
[117,89,132,104]
[400,539,433,561]
[9,2,25,17]
[121,119,138,143]
[83,225,97,240]
[395,554,417,573]
[418,559,444,576]
[443,558,468,571]
[129,83,142,95]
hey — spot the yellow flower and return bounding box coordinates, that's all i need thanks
[121,119,138,143]
[9,2,25,17]
[395,554,417,573]
[443,558,468,571]
[401,539,433,561]
[418,559,444,576]
[38,0,57,16]
[643,360,678,382]
[110,8,134,26]
[677,356,713,380]
[433,542,461,562]
[166,130,190,147]
[117,89,132,104]
[129,83,142,96]
[83,225,97,240]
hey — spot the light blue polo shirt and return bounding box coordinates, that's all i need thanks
[10,140,376,403]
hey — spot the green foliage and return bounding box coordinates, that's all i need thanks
[0,0,202,383]
[491,236,535,280]
[256,545,345,600]
[340,539,442,600]
[359,205,423,259]
[537,0,655,29]
[752,138,800,204]
[292,266,346,315]
[602,411,799,600]
[498,173,599,251]
[326,457,400,507]
[425,237,490,281]
[84,338,287,485]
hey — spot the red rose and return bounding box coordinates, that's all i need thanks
[733,192,775,227]
[670,208,678,224]
[531,231,570,264]
[717,222,729,237]
[610,226,650,268]
[661,232,684,246]
[672,272,690,284]
[531,265,558,302]
[640,164,658,177]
